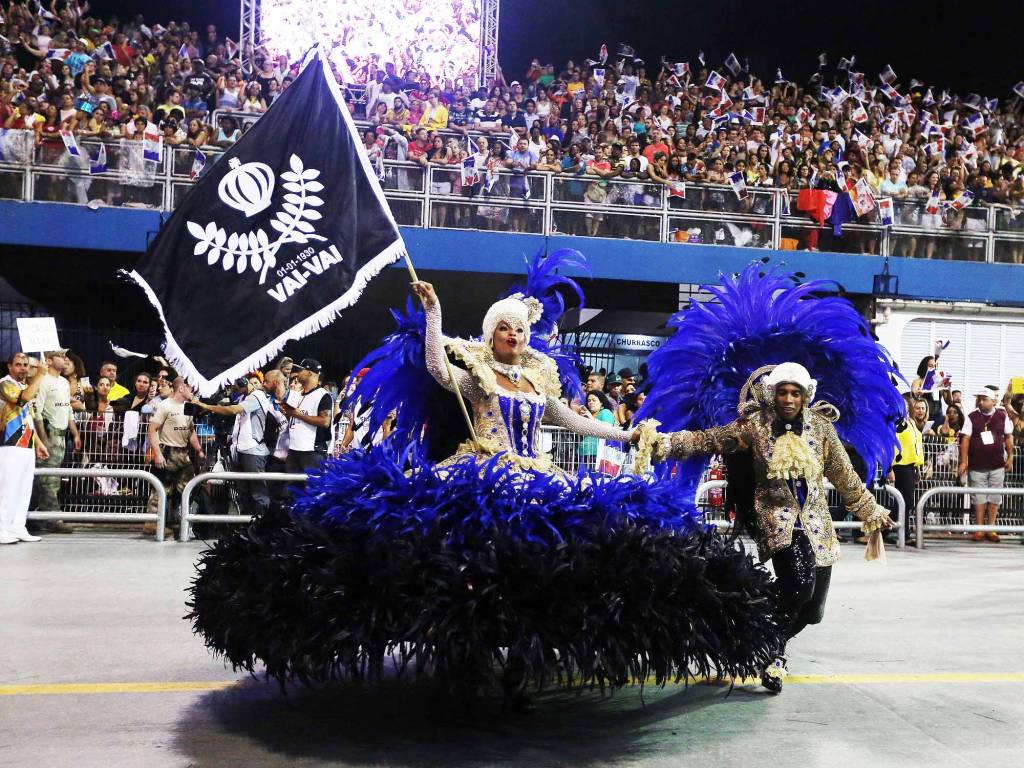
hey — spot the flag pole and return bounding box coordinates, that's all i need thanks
[402,253,480,451]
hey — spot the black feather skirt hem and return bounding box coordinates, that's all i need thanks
[188,447,786,696]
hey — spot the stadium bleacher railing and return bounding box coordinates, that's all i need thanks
[2,123,1023,264]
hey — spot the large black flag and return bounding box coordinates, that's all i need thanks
[129,48,406,395]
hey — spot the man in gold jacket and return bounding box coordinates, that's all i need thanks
[653,362,893,692]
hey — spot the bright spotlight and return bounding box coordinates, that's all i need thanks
[259,0,485,85]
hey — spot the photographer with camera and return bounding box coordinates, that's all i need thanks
[144,377,205,537]
[191,372,284,515]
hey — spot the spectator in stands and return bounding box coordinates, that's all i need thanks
[281,359,332,473]
[181,86,209,122]
[145,376,205,537]
[241,81,267,113]
[958,387,1015,542]
[213,115,240,148]
[407,127,432,166]
[30,349,80,535]
[419,91,448,131]
[385,99,412,132]
[98,361,130,402]
[447,97,472,135]
[184,118,209,148]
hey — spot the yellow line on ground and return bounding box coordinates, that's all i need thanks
[2,673,1024,697]
[0,681,236,696]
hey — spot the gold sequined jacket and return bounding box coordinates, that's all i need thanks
[654,408,890,566]
[424,302,631,472]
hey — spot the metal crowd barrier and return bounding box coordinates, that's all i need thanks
[178,471,307,541]
[30,467,167,541]
[916,436,1024,528]
[3,125,1024,264]
[696,479,907,549]
[915,487,1024,549]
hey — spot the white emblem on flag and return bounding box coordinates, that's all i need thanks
[186,154,326,284]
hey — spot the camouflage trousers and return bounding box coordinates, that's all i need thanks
[33,427,67,511]
[148,446,196,524]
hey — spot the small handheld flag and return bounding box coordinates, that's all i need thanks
[667,180,686,199]
[460,156,477,186]
[949,190,974,211]
[850,178,876,217]
[705,71,726,91]
[724,53,741,76]
[965,112,985,137]
[59,129,81,157]
[189,149,206,180]
[878,197,894,227]
[142,123,162,162]
[879,64,897,85]
[89,142,107,174]
[728,171,748,201]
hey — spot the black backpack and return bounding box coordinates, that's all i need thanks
[256,394,281,451]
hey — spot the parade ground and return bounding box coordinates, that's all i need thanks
[2,536,1022,768]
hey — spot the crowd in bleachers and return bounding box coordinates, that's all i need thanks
[3,4,1024,255]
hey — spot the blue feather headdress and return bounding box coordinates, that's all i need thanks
[346,248,591,451]
[637,264,905,483]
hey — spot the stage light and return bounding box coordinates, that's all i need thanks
[259,0,483,85]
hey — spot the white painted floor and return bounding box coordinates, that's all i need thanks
[2,534,1022,768]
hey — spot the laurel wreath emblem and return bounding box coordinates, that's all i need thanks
[186,154,327,284]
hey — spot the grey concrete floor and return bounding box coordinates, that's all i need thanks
[2,534,1023,768]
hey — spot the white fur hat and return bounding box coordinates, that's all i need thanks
[482,293,543,346]
[764,362,817,403]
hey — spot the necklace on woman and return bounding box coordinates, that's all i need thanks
[491,360,523,385]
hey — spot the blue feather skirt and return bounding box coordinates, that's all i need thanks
[188,445,786,697]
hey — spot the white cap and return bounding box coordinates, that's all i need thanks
[481,293,543,346]
[764,362,817,403]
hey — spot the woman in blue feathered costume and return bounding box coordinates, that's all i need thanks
[639,263,906,693]
[188,249,787,704]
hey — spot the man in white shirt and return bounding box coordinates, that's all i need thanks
[31,350,81,532]
[194,373,284,514]
[281,359,332,473]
